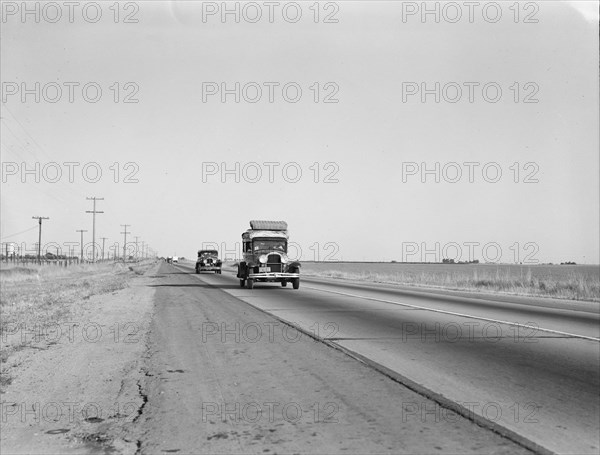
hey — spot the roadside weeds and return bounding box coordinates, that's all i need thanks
[301,267,600,302]
[0,261,158,455]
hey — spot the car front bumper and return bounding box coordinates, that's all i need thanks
[196,265,221,271]
[248,272,299,280]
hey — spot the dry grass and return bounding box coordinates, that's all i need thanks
[0,261,156,388]
[303,267,600,302]
[1,263,128,325]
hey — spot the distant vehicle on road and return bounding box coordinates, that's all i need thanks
[196,250,222,274]
[166,256,173,264]
[172,256,179,263]
[237,220,301,289]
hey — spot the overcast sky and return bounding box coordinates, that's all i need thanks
[1,1,598,263]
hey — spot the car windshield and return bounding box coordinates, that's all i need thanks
[200,250,218,256]
[252,239,286,252]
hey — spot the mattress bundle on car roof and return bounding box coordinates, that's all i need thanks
[249,220,288,231]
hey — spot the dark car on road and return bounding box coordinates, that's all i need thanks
[196,250,222,274]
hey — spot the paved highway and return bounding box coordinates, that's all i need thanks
[136,262,599,454]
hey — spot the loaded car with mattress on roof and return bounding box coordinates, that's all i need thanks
[236,220,301,289]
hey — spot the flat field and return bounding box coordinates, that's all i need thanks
[301,262,600,302]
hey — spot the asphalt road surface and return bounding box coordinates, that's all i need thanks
[133,262,599,454]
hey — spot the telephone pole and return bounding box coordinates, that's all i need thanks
[76,229,87,261]
[100,237,108,261]
[134,236,140,260]
[120,225,130,261]
[32,216,49,263]
[86,197,104,263]
[109,243,117,261]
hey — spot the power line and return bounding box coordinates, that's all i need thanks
[0,225,38,241]
[86,197,104,263]
[2,104,54,161]
[1,108,93,204]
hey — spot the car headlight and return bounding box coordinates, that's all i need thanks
[280,254,288,264]
[259,255,268,264]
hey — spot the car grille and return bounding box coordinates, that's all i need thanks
[265,255,282,273]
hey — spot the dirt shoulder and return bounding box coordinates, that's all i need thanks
[0,261,158,454]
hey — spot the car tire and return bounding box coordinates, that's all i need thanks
[246,279,254,289]
[281,281,287,287]
[239,279,245,288]
[292,278,300,290]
